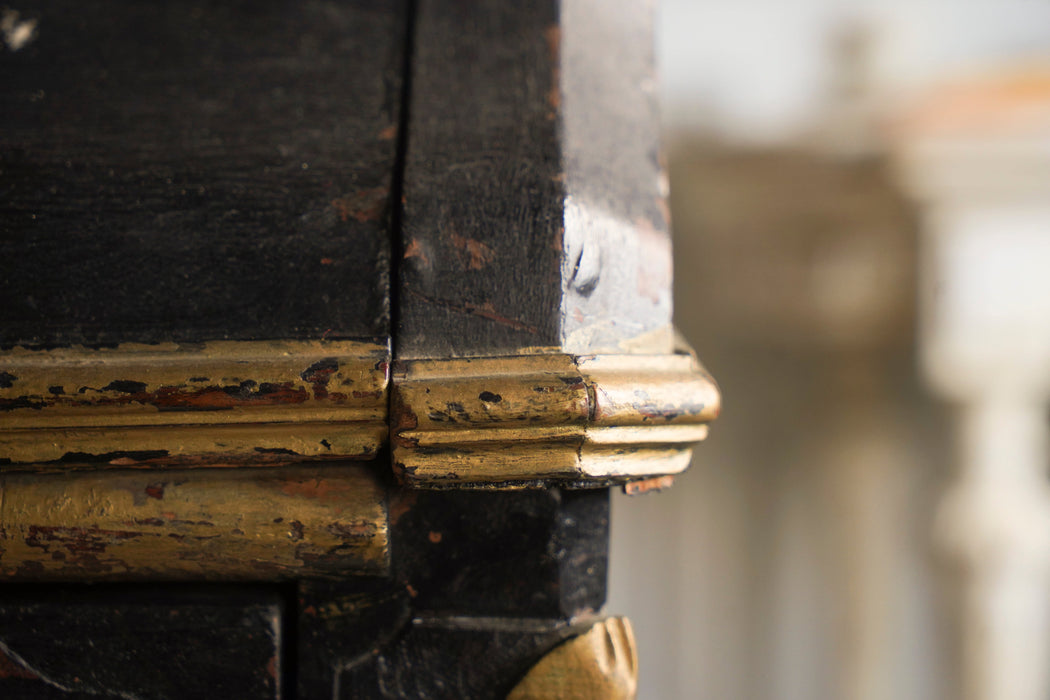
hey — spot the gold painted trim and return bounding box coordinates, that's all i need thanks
[391,349,720,486]
[507,617,638,700]
[0,340,389,468]
[0,464,389,580]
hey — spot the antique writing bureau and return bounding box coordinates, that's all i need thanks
[0,1,719,697]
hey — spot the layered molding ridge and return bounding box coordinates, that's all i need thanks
[391,349,720,487]
[0,339,719,488]
[0,340,389,469]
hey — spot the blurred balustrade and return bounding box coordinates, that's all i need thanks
[894,65,1050,700]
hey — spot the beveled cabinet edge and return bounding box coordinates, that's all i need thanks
[0,339,390,469]
[391,347,721,488]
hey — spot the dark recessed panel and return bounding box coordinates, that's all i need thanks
[1,0,404,347]
[0,586,283,699]
[390,487,609,617]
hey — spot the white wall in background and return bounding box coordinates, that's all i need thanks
[658,0,1050,143]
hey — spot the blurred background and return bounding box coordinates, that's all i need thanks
[608,2,1050,699]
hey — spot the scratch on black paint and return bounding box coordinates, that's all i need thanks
[404,288,539,333]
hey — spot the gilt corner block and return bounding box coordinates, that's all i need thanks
[390,346,721,488]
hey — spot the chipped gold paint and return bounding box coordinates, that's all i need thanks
[391,348,720,486]
[507,617,638,700]
[0,340,388,467]
[0,464,388,580]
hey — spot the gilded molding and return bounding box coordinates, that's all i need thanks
[1,339,719,487]
[0,464,389,580]
[0,340,389,468]
[391,349,720,486]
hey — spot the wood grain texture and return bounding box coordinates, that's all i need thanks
[398,0,564,358]
[0,0,404,347]
[0,586,282,699]
[0,464,389,580]
[398,0,673,359]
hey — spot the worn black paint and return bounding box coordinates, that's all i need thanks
[336,617,587,700]
[398,0,673,358]
[295,488,609,697]
[397,0,565,358]
[555,0,674,351]
[0,0,404,347]
[391,488,608,617]
[100,380,147,394]
[297,578,412,699]
[296,578,592,700]
[0,586,282,699]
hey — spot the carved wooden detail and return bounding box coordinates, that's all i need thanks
[507,616,638,700]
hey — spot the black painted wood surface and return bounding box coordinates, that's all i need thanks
[0,0,663,695]
[0,586,283,699]
[297,488,609,698]
[397,0,564,358]
[1,0,404,347]
[335,617,588,700]
[297,574,586,699]
[390,487,609,618]
[398,0,672,359]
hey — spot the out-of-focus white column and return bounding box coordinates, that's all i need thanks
[894,67,1050,700]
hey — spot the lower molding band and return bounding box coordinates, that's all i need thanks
[0,463,389,580]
